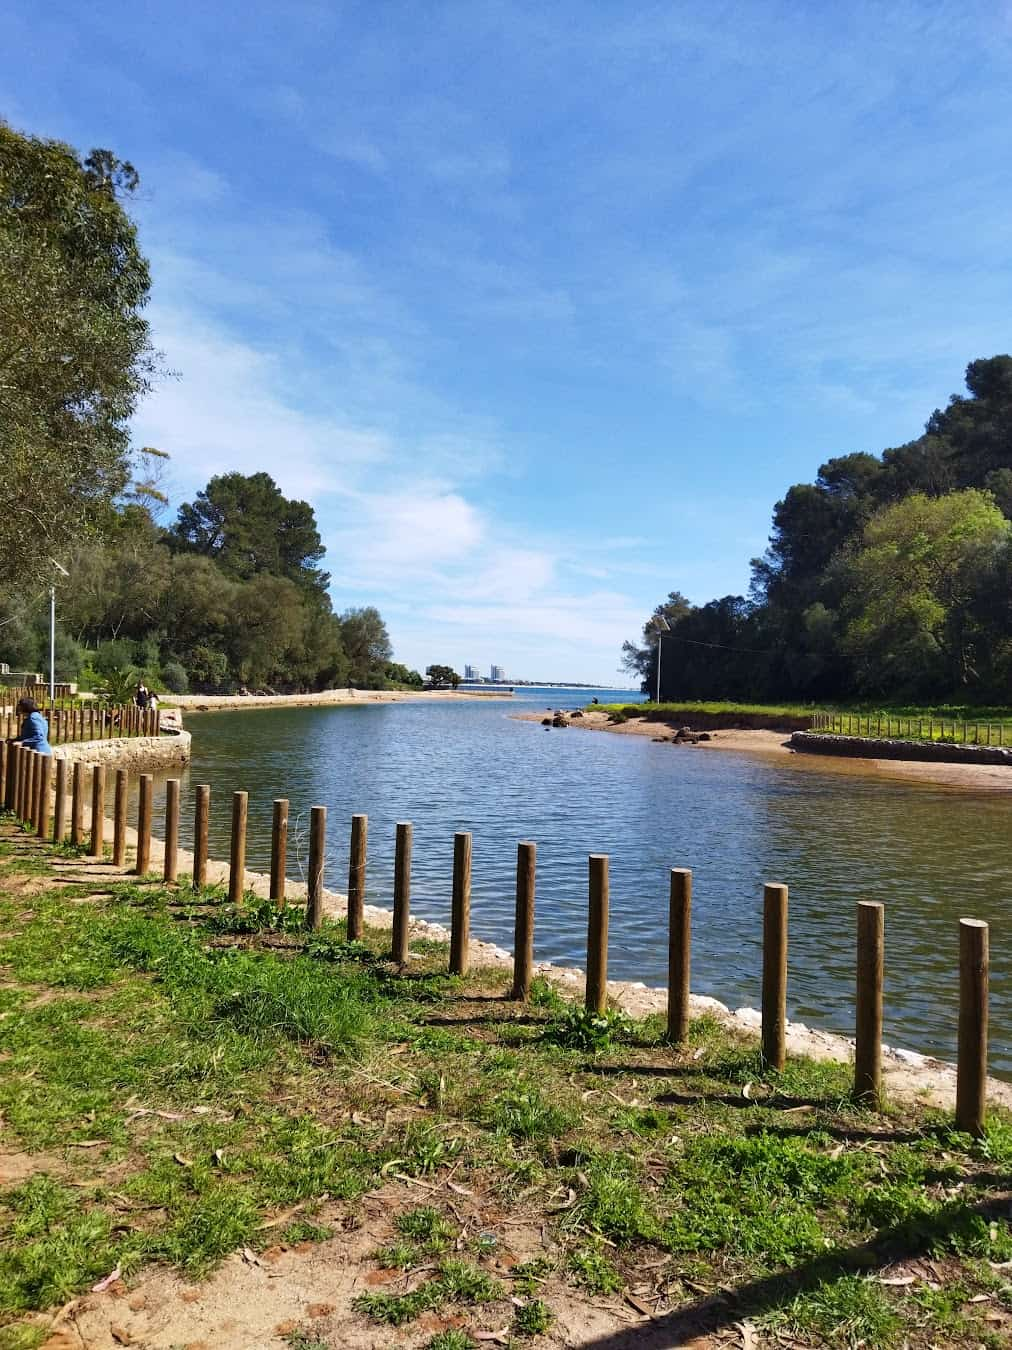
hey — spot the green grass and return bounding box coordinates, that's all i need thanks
[594,699,1012,728]
[0,835,1010,1348]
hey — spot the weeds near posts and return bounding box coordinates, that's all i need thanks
[542,1004,631,1051]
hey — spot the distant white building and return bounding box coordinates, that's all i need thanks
[490,664,507,683]
[463,664,481,682]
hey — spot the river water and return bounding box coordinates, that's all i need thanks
[154,688,1010,1075]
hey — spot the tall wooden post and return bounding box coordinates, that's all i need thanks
[956,918,989,1137]
[586,854,609,1013]
[36,755,51,838]
[854,901,884,1104]
[135,774,153,875]
[346,813,367,940]
[229,791,248,904]
[3,742,15,811]
[511,841,536,1001]
[391,821,412,965]
[762,882,789,1071]
[193,786,210,891]
[0,741,8,810]
[113,769,128,866]
[450,830,472,976]
[163,779,180,882]
[53,758,68,842]
[89,764,106,858]
[306,805,326,930]
[667,868,692,1043]
[28,751,39,828]
[71,761,85,846]
[270,798,288,903]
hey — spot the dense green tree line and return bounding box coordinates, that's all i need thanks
[0,122,409,694]
[624,357,1012,703]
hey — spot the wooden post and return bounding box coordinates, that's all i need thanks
[31,752,43,831]
[163,779,180,882]
[586,854,609,1012]
[3,742,14,811]
[956,918,989,1137]
[391,821,412,965]
[0,741,7,808]
[511,841,536,1001]
[53,758,68,842]
[306,805,326,930]
[89,764,106,858]
[270,798,289,903]
[761,882,789,1071]
[854,901,884,1104]
[37,754,51,840]
[71,761,85,845]
[346,813,367,940]
[667,868,692,1043]
[135,774,153,875]
[193,785,210,891]
[450,830,472,976]
[26,751,37,828]
[228,791,248,904]
[113,769,128,866]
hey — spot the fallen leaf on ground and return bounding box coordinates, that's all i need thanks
[91,1268,122,1293]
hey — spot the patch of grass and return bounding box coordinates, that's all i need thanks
[511,1257,554,1296]
[353,1259,502,1327]
[394,1206,455,1249]
[776,1274,903,1348]
[567,1247,623,1294]
[488,1086,573,1142]
[513,1298,554,1336]
[542,1006,631,1052]
[425,1333,476,1350]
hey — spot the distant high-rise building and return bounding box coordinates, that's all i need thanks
[463,664,481,682]
[490,664,506,683]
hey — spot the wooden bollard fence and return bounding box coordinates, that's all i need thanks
[761,882,789,1071]
[392,821,412,965]
[511,841,536,1001]
[193,786,210,891]
[586,854,609,1013]
[667,868,692,1043]
[956,918,989,1136]
[0,741,7,809]
[135,774,153,875]
[270,798,288,903]
[306,805,326,930]
[26,751,37,828]
[163,779,180,883]
[450,830,472,976]
[229,791,248,904]
[37,755,51,840]
[347,813,367,940]
[90,764,106,858]
[53,758,68,842]
[113,769,128,866]
[854,901,884,1104]
[71,761,85,846]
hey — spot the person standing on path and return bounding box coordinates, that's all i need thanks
[12,697,51,754]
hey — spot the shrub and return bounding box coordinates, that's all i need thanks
[161,660,188,693]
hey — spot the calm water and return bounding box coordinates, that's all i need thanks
[149,688,1010,1075]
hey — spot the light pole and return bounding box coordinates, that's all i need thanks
[48,559,69,703]
[648,615,670,704]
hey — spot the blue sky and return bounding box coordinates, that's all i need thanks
[5,2,1012,682]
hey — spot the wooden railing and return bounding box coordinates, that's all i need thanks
[2,702,161,743]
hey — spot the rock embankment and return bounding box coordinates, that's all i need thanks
[791,731,1012,766]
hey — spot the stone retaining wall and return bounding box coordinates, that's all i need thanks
[52,730,192,771]
[791,731,1012,766]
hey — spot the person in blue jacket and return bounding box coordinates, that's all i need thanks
[13,698,51,755]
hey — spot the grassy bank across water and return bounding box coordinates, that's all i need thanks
[593,700,1012,733]
[1,822,1011,1348]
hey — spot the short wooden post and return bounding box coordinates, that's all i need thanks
[36,754,51,838]
[270,798,289,903]
[667,868,692,1043]
[761,882,788,1071]
[854,901,884,1104]
[163,778,180,882]
[3,742,14,811]
[586,854,609,1012]
[28,751,39,828]
[511,841,536,1001]
[89,764,106,858]
[0,741,8,808]
[450,830,472,976]
[71,761,85,845]
[53,758,68,842]
[346,813,367,940]
[193,786,210,891]
[113,769,128,866]
[135,774,153,874]
[391,821,412,964]
[306,805,326,929]
[228,791,248,904]
[956,918,989,1137]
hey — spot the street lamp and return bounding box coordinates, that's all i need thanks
[648,615,670,704]
[48,559,69,703]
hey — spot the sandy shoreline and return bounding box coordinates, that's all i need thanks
[517,707,1012,791]
[161,687,511,712]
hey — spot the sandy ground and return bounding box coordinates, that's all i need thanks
[160,688,510,712]
[519,708,1012,792]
